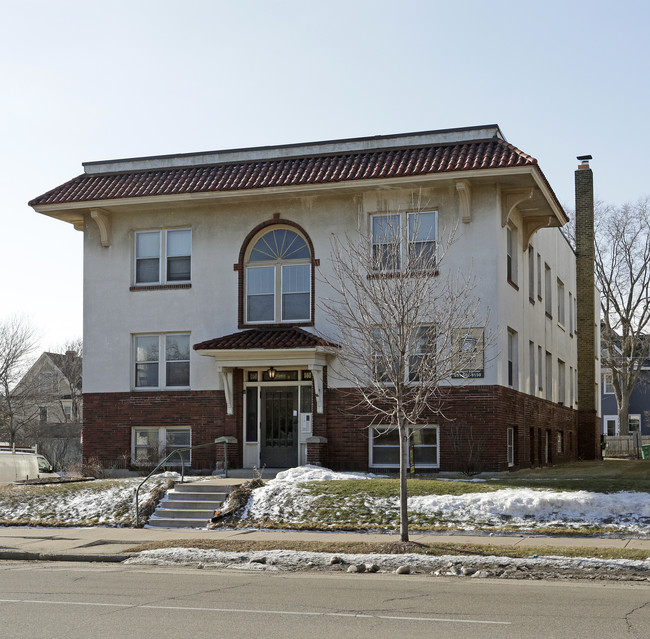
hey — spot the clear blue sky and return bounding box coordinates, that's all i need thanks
[2,0,649,348]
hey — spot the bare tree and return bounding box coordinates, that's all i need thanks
[595,199,650,436]
[321,208,490,541]
[0,316,40,445]
[53,338,83,423]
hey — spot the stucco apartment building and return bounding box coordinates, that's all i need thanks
[29,125,599,473]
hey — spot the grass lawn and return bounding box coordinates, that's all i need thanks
[300,460,650,501]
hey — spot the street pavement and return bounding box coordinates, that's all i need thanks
[1,525,649,563]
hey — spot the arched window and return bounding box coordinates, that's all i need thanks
[245,227,312,323]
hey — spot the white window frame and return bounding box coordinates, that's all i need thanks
[370,211,438,273]
[131,426,192,466]
[369,425,439,469]
[529,341,535,394]
[507,427,515,467]
[544,264,552,316]
[506,225,518,285]
[629,414,641,433]
[557,278,565,327]
[558,359,566,405]
[528,246,535,301]
[603,371,615,394]
[507,328,518,389]
[133,333,191,390]
[545,351,553,401]
[134,228,192,286]
[603,415,618,436]
[244,228,312,324]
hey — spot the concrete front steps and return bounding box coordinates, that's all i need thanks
[147,481,231,528]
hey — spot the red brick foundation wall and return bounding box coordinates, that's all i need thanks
[83,382,578,473]
[82,390,236,470]
[323,385,578,472]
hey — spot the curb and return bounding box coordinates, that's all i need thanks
[0,551,130,563]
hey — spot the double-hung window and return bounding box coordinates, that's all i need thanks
[370,211,438,273]
[132,427,191,466]
[245,228,312,323]
[507,328,518,389]
[135,229,191,285]
[370,425,439,468]
[557,279,565,326]
[372,324,434,383]
[506,225,518,285]
[134,333,190,389]
[408,325,436,382]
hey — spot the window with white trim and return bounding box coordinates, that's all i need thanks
[135,229,191,285]
[506,225,518,285]
[529,341,535,394]
[245,228,312,323]
[370,211,438,273]
[372,324,435,383]
[603,371,615,394]
[370,425,439,468]
[132,427,191,466]
[558,359,566,404]
[557,278,565,326]
[507,427,515,467]
[134,333,190,389]
[629,415,641,433]
[603,415,618,436]
[507,328,518,389]
[545,351,553,401]
[528,246,535,301]
[544,264,552,316]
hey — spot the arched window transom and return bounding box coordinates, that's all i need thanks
[245,228,312,323]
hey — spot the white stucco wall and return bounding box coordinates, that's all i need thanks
[82,177,577,405]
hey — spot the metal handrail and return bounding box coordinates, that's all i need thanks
[134,441,222,527]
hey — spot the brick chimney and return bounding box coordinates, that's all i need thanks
[574,155,601,459]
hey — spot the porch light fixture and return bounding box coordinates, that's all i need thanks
[266,366,277,380]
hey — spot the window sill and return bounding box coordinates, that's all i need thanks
[507,279,519,291]
[545,312,553,320]
[239,321,314,329]
[133,387,191,392]
[367,270,439,280]
[558,322,566,332]
[529,297,535,305]
[130,283,192,292]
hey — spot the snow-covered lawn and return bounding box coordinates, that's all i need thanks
[1,466,649,535]
[0,477,170,526]
[238,466,650,535]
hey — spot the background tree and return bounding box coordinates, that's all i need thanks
[321,209,489,542]
[52,338,83,423]
[0,317,40,445]
[595,199,650,436]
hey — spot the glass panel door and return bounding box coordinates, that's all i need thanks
[260,386,298,467]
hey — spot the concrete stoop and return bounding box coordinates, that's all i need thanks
[147,482,230,529]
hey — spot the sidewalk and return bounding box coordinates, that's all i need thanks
[1,525,649,563]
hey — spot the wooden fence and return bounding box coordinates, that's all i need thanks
[603,435,650,457]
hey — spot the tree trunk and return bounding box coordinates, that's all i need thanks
[618,393,630,436]
[399,423,409,542]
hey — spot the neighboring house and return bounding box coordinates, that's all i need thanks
[29,125,597,473]
[601,360,650,436]
[7,351,83,470]
[13,351,83,426]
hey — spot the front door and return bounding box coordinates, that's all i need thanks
[260,386,298,467]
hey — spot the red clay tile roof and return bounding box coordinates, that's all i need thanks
[30,138,537,207]
[193,327,338,351]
